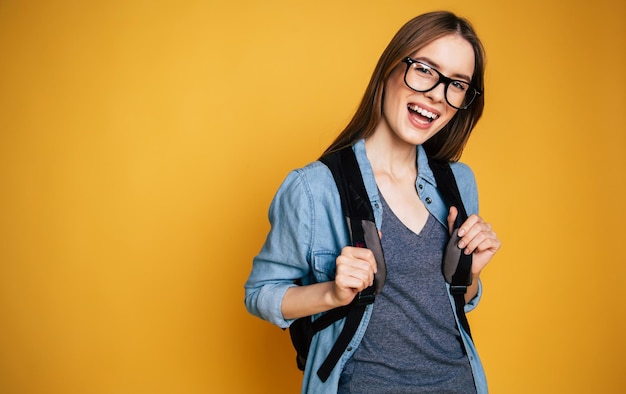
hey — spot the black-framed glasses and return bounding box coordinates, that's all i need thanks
[401,57,481,110]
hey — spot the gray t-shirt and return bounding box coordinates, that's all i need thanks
[338,194,476,393]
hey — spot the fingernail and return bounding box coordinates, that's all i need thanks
[457,241,465,249]
[458,228,465,236]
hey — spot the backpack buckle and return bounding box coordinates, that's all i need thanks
[355,292,375,306]
[450,285,467,295]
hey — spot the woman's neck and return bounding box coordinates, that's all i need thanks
[364,131,417,180]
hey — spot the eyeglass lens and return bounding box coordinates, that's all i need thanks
[405,61,476,109]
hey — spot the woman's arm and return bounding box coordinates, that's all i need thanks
[244,170,314,327]
[281,246,377,320]
[245,167,377,326]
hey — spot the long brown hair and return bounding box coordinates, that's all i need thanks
[323,11,486,162]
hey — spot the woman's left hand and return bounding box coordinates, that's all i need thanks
[447,207,501,275]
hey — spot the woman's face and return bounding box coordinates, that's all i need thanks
[376,34,475,147]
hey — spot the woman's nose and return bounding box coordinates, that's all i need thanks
[425,81,446,103]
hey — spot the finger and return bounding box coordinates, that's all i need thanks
[337,250,377,277]
[460,225,499,255]
[474,233,501,254]
[335,257,375,290]
[459,220,489,246]
[457,214,482,237]
[461,230,489,255]
[447,206,458,235]
[467,236,501,259]
[341,246,377,274]
[335,275,371,292]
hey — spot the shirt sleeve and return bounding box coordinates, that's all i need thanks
[464,278,482,312]
[244,169,314,328]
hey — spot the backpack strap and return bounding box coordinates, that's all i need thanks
[313,146,387,382]
[428,158,473,339]
[320,146,387,294]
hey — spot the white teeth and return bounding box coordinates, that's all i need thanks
[409,104,438,120]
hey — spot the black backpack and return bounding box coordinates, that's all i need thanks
[289,146,472,382]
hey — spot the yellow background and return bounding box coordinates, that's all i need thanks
[1,1,624,393]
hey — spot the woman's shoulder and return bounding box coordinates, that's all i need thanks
[269,160,344,236]
[274,159,337,202]
[299,159,333,177]
[283,160,333,186]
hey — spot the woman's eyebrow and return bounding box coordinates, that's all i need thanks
[415,56,472,82]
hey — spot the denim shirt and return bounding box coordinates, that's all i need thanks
[245,139,488,393]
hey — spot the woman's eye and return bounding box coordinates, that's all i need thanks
[450,81,468,92]
[414,65,432,75]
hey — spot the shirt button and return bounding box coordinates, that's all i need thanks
[418,184,423,190]
[346,346,353,352]
[425,197,432,204]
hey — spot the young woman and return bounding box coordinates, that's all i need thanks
[245,11,501,393]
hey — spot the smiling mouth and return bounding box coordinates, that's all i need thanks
[408,104,439,124]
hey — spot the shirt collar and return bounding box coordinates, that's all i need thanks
[416,144,436,186]
[353,139,437,191]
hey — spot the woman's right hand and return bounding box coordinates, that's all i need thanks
[281,246,377,320]
[332,246,378,306]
